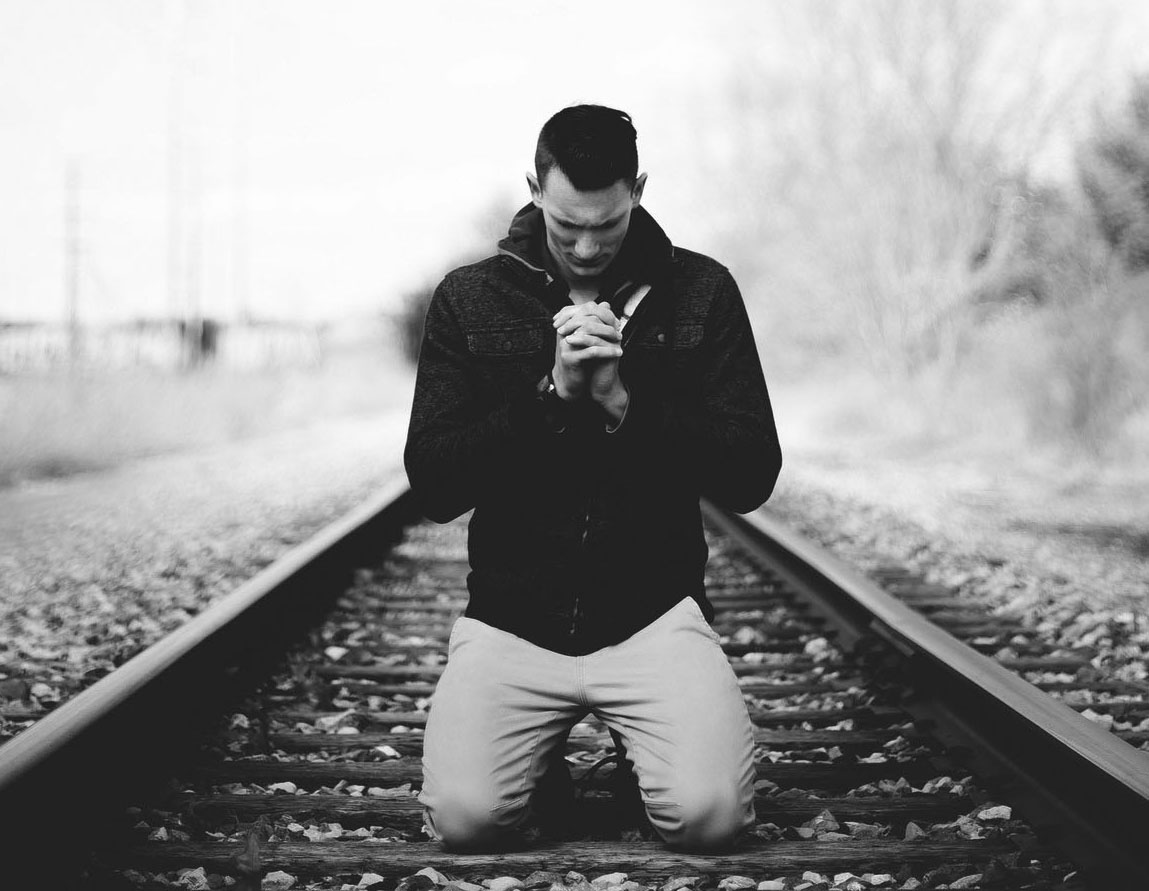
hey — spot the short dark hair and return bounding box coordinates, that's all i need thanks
[535,104,638,192]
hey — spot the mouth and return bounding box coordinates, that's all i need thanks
[568,256,607,272]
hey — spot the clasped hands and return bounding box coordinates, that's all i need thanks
[551,301,629,425]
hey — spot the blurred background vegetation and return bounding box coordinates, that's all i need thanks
[2,0,1147,486]
[718,0,1149,464]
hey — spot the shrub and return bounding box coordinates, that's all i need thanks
[1079,75,1149,270]
[395,280,436,366]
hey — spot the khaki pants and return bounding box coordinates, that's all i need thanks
[419,596,757,851]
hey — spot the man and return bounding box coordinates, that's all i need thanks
[404,104,782,852]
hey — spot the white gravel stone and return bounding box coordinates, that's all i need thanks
[175,867,210,890]
[262,871,297,890]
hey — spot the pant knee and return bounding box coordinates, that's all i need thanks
[648,784,752,852]
[422,786,527,851]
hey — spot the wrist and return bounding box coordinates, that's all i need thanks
[599,381,630,427]
[536,372,571,432]
[550,367,578,401]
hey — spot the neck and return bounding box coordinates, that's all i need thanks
[568,284,599,304]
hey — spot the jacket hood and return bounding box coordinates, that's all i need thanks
[496,202,674,289]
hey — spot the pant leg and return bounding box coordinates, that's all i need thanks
[584,597,756,851]
[420,617,584,850]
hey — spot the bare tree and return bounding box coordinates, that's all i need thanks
[712,0,1117,372]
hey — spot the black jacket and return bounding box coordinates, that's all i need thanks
[404,204,782,655]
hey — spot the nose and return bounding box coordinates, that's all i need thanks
[572,233,599,261]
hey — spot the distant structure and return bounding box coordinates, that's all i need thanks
[0,319,321,374]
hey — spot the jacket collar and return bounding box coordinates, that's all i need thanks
[496,203,674,302]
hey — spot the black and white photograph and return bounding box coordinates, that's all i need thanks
[1,2,1147,888]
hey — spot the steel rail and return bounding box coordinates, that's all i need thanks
[0,474,416,880]
[702,500,1149,888]
[3,474,1145,888]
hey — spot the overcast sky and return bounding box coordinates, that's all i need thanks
[2,1,1147,325]
[0,0,749,323]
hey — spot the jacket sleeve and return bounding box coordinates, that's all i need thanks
[609,269,782,513]
[403,273,557,522]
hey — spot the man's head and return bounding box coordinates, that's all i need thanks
[527,105,647,286]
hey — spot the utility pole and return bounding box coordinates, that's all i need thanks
[65,160,81,366]
[229,0,251,323]
[167,0,186,326]
[187,136,202,324]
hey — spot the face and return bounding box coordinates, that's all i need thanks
[528,167,647,285]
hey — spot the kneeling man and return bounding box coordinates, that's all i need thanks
[404,103,782,852]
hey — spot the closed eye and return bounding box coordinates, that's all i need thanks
[556,215,625,232]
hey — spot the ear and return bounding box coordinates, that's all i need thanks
[631,172,648,207]
[526,172,543,208]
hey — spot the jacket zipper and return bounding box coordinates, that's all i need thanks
[568,284,652,640]
[562,281,645,642]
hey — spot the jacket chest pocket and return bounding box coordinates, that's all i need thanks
[467,320,549,357]
[628,321,703,351]
[625,321,703,360]
[624,320,705,393]
[466,320,552,392]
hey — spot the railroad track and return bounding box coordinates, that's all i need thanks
[1,477,1146,890]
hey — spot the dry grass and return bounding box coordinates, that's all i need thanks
[0,339,413,488]
[770,356,1149,614]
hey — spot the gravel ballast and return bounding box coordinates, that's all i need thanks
[766,461,1149,747]
[0,411,410,742]
[2,412,1145,888]
[3,416,1146,751]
